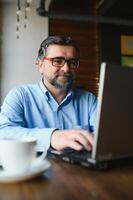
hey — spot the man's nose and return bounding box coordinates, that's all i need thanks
[61,62,70,72]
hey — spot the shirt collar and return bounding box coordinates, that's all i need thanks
[39,79,50,100]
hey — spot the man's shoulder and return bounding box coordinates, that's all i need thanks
[72,88,97,108]
[73,88,96,99]
[14,82,39,91]
[6,83,40,98]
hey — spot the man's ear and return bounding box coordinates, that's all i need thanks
[37,60,43,74]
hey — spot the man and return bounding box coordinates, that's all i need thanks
[0,36,97,152]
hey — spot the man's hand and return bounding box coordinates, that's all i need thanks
[50,129,94,151]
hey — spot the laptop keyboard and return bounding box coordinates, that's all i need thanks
[49,148,92,164]
[64,149,92,161]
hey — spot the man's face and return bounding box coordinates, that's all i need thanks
[38,44,79,91]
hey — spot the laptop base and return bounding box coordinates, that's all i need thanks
[48,149,133,170]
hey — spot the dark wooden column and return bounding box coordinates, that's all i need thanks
[49,0,100,96]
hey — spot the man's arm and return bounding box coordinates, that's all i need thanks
[0,113,56,152]
[0,88,56,152]
[0,112,94,152]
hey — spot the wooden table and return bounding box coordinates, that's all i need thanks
[0,157,133,200]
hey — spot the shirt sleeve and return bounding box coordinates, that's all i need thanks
[0,87,56,152]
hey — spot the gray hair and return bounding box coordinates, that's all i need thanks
[37,35,80,61]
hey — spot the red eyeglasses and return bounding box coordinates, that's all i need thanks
[43,56,79,69]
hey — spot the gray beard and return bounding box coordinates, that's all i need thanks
[50,78,73,91]
[45,73,75,91]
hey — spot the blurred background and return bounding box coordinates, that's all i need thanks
[0,0,133,104]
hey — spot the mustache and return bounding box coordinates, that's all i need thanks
[56,72,73,77]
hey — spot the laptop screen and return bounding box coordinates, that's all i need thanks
[92,63,133,162]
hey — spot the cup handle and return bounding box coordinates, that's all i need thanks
[32,150,47,166]
[37,151,47,160]
[0,160,2,167]
[0,160,3,171]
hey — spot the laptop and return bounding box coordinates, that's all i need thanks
[49,62,133,169]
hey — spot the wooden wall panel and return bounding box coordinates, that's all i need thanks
[49,0,100,96]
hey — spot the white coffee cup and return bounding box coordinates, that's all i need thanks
[0,137,47,174]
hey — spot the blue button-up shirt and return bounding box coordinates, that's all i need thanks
[0,80,97,151]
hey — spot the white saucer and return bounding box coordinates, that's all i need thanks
[0,159,51,183]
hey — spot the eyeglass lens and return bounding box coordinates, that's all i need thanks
[52,57,79,68]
